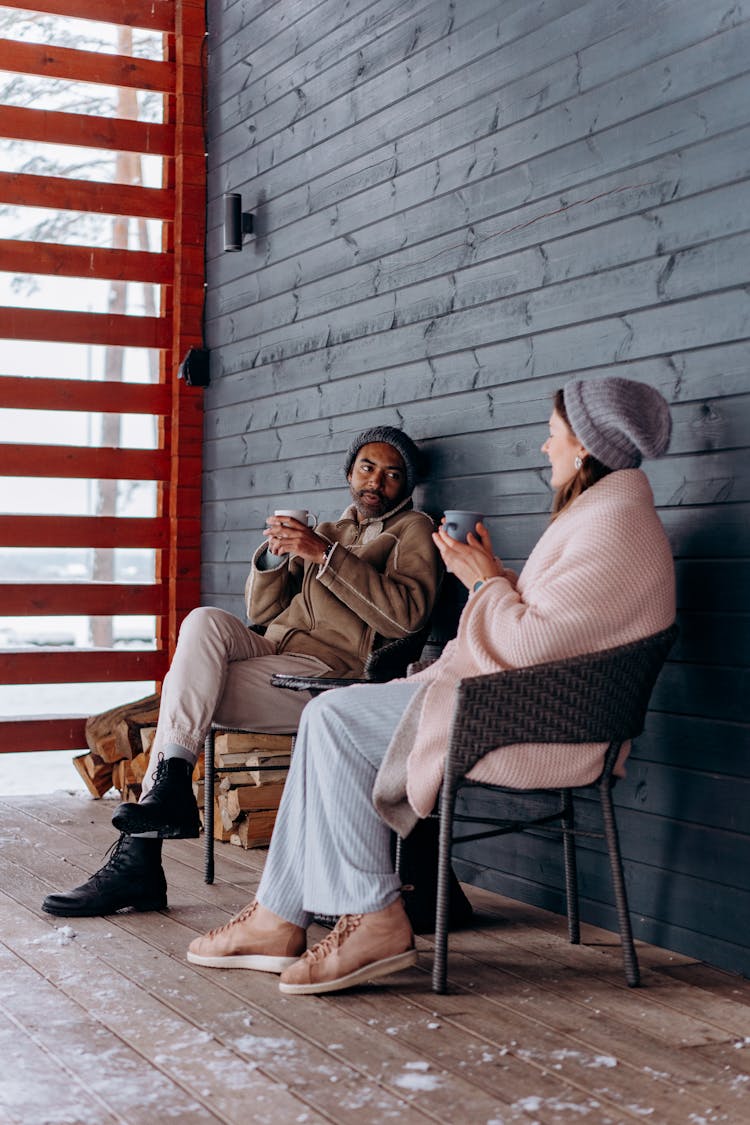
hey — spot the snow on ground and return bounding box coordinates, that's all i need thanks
[0,749,90,796]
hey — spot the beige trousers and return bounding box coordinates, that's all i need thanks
[142,606,330,795]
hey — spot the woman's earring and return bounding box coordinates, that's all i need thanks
[574,455,583,471]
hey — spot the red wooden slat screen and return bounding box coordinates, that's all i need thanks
[0,239,173,284]
[0,37,176,91]
[0,0,206,754]
[0,375,172,413]
[0,515,172,550]
[0,306,170,348]
[0,171,172,219]
[1,104,176,154]
[0,582,166,616]
[10,1,175,32]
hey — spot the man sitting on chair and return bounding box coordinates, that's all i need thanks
[43,426,441,918]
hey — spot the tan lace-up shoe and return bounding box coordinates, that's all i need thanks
[187,901,306,972]
[278,898,416,995]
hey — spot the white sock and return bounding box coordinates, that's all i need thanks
[162,742,196,766]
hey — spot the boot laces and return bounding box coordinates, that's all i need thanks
[303,913,363,964]
[148,752,169,793]
[91,834,129,885]
[202,901,258,940]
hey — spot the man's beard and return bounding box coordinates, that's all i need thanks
[350,486,391,519]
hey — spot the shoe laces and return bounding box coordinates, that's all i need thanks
[302,913,363,964]
[202,900,258,940]
[148,752,169,792]
[91,834,128,884]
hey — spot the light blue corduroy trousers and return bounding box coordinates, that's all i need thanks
[257,680,421,927]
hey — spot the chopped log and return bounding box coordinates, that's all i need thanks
[194,778,219,810]
[214,761,290,786]
[214,731,293,755]
[85,692,160,762]
[111,759,142,803]
[89,732,120,764]
[225,782,285,820]
[129,750,151,785]
[111,759,125,791]
[113,704,161,761]
[82,752,105,779]
[214,751,250,766]
[231,810,277,849]
[243,750,290,785]
[140,726,156,755]
[216,792,247,833]
[213,739,292,783]
[212,798,234,840]
[72,752,113,798]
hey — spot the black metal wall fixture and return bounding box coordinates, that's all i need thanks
[223,192,254,251]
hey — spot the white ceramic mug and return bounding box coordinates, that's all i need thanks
[273,508,316,527]
[443,509,484,543]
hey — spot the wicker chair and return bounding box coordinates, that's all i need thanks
[431,624,678,993]
[202,627,431,883]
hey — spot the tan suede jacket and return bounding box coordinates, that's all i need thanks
[244,496,441,677]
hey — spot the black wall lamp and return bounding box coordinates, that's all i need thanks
[223,192,254,251]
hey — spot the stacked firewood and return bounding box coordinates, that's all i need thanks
[197,731,293,849]
[73,693,161,801]
[74,700,291,850]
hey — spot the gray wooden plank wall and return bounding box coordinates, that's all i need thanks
[203,0,750,975]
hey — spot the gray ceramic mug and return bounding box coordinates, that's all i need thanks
[443,510,483,543]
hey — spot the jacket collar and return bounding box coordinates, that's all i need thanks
[337,492,414,533]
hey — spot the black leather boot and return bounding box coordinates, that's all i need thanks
[396,817,475,934]
[111,755,200,838]
[42,834,167,917]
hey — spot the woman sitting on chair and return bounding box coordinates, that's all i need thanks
[187,376,676,995]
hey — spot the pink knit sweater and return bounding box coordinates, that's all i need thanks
[376,469,675,826]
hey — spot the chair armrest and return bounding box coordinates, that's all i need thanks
[271,624,433,693]
[270,672,369,694]
[363,625,431,682]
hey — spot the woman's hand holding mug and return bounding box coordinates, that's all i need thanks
[433,513,503,591]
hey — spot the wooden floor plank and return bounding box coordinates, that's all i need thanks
[0,892,330,1125]
[0,857,433,1122]
[0,1004,121,1125]
[1,793,748,1125]
[444,930,723,1039]
[0,935,212,1125]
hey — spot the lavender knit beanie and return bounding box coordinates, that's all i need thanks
[563,376,672,471]
[344,426,423,495]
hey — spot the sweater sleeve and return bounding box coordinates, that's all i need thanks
[460,490,675,671]
[315,515,441,638]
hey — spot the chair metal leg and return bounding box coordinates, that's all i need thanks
[204,728,215,884]
[431,784,457,993]
[561,788,580,945]
[599,781,640,987]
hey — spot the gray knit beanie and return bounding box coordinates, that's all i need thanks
[344,426,423,495]
[563,376,672,471]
